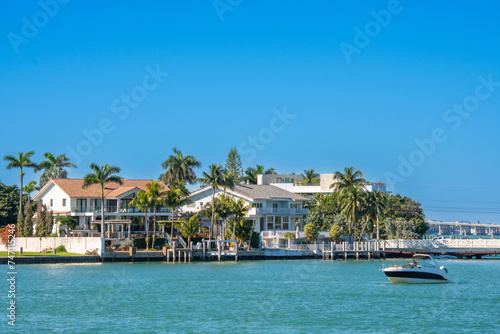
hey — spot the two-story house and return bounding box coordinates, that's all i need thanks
[181,183,310,240]
[33,178,170,233]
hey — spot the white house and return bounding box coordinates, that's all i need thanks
[259,173,387,196]
[33,178,170,233]
[181,184,310,236]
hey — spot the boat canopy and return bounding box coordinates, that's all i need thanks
[413,254,434,260]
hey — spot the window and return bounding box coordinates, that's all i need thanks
[274,216,282,230]
[283,216,289,230]
[276,177,282,183]
[252,203,262,208]
[267,216,274,230]
[62,199,66,207]
[50,199,53,207]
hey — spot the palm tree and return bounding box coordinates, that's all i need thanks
[229,197,250,239]
[23,180,38,207]
[82,163,122,238]
[160,147,201,185]
[198,164,225,239]
[176,213,202,245]
[144,180,167,248]
[338,185,366,240]
[4,151,37,214]
[364,190,387,240]
[36,152,76,187]
[243,165,276,184]
[163,180,191,241]
[130,190,152,249]
[330,166,367,193]
[229,219,253,247]
[221,169,236,193]
[300,169,320,184]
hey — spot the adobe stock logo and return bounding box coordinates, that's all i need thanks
[213,0,243,21]
[384,74,499,184]
[7,0,70,54]
[339,0,405,64]
[238,107,295,162]
[65,65,169,166]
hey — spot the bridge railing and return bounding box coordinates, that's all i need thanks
[384,239,500,249]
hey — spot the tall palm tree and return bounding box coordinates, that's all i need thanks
[4,151,37,214]
[163,180,191,241]
[338,184,366,239]
[198,164,225,239]
[364,190,387,240]
[36,152,76,187]
[23,180,38,207]
[330,166,367,193]
[130,190,152,249]
[144,180,167,248]
[300,169,320,184]
[82,163,122,237]
[176,213,202,245]
[160,147,201,185]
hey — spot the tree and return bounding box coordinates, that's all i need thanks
[225,147,243,183]
[144,180,167,248]
[160,147,201,185]
[44,209,54,236]
[384,218,418,240]
[329,225,342,243]
[35,152,76,188]
[176,213,202,245]
[364,190,387,239]
[228,197,250,239]
[82,163,122,238]
[198,164,225,239]
[23,201,34,237]
[330,166,367,193]
[55,216,77,236]
[243,165,276,184]
[303,223,319,243]
[0,224,17,247]
[23,180,37,207]
[130,191,152,249]
[163,180,191,240]
[338,185,366,239]
[34,202,45,237]
[300,169,320,184]
[0,183,21,227]
[17,212,25,237]
[228,219,253,247]
[284,231,296,248]
[4,151,37,214]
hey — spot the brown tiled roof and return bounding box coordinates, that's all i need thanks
[45,178,168,198]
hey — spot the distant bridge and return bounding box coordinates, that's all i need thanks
[426,220,500,236]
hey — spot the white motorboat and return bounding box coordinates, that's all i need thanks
[380,254,450,283]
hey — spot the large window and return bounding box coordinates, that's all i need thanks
[267,216,274,230]
[274,216,282,229]
[283,216,289,230]
[252,203,263,208]
[77,199,87,212]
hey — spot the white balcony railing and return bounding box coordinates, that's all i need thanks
[248,208,308,215]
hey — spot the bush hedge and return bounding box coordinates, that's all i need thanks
[133,237,165,249]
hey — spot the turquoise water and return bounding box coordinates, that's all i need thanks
[3,259,499,333]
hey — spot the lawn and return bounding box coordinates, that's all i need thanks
[0,251,84,257]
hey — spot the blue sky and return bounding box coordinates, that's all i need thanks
[1,0,499,223]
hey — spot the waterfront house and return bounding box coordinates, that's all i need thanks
[33,178,170,234]
[180,183,310,240]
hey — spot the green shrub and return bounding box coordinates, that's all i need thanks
[50,232,58,237]
[133,237,165,249]
[55,245,67,253]
[250,232,260,249]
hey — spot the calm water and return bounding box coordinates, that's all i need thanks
[3,259,499,333]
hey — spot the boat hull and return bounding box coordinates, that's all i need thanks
[382,267,449,284]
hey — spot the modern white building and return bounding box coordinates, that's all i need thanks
[181,184,310,235]
[258,173,387,196]
[33,178,170,231]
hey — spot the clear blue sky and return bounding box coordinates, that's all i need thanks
[1,0,499,223]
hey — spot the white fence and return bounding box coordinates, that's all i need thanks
[383,239,500,249]
[0,237,103,255]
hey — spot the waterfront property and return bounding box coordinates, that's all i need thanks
[258,173,387,197]
[180,183,310,239]
[32,178,170,234]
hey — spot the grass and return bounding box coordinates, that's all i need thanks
[0,251,84,257]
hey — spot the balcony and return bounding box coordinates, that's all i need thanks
[248,208,308,215]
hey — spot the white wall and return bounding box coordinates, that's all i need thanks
[40,183,71,212]
[0,237,102,255]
